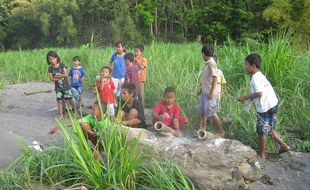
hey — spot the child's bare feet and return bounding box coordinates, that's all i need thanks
[257,152,266,160]
[278,145,291,154]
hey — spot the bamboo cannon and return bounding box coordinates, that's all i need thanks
[154,121,179,136]
[197,129,211,140]
[24,89,53,96]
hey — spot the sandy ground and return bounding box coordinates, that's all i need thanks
[0,82,309,190]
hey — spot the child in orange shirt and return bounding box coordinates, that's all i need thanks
[134,45,148,105]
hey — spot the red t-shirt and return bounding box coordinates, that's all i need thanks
[152,101,181,128]
[96,80,115,104]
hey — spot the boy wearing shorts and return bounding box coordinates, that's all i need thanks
[198,44,224,137]
[237,53,290,159]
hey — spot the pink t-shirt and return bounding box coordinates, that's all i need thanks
[152,101,181,128]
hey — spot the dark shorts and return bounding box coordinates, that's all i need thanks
[56,89,73,100]
[256,105,278,135]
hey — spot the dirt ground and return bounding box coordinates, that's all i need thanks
[0,82,309,190]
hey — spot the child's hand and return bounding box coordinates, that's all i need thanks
[48,126,59,135]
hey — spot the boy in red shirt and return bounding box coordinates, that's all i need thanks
[152,87,188,134]
[96,66,116,117]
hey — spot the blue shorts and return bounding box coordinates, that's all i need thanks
[256,105,278,135]
[198,94,218,117]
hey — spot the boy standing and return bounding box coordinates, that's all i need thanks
[237,53,290,159]
[124,53,141,100]
[134,45,148,105]
[198,44,225,137]
[152,87,188,135]
[68,56,86,106]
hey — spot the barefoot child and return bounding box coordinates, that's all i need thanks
[197,44,225,137]
[119,83,145,128]
[68,56,86,106]
[237,53,290,159]
[96,66,116,117]
[152,87,188,135]
[49,101,111,151]
[47,51,76,119]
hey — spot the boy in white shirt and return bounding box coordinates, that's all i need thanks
[237,53,290,160]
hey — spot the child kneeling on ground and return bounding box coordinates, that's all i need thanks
[152,87,188,135]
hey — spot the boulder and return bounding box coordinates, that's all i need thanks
[121,126,262,190]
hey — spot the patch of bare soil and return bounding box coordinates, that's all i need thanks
[0,82,94,169]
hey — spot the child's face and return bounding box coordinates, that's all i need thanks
[48,56,58,65]
[163,92,176,106]
[134,48,142,57]
[121,88,132,101]
[101,68,110,78]
[116,44,124,54]
[245,61,254,74]
[73,59,80,67]
[201,53,209,62]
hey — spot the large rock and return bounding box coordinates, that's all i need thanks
[121,126,262,190]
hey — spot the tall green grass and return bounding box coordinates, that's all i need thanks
[0,115,194,189]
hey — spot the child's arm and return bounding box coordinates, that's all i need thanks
[152,111,164,122]
[81,68,86,81]
[172,104,181,131]
[172,118,180,131]
[208,76,217,100]
[237,92,262,102]
[139,58,147,69]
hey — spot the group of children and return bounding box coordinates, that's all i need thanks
[47,42,290,160]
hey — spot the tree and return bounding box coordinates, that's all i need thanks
[263,0,310,49]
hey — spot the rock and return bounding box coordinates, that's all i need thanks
[121,126,261,190]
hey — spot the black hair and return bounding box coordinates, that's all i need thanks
[121,82,136,95]
[101,66,112,74]
[124,53,135,62]
[46,51,60,65]
[201,43,214,57]
[135,45,144,52]
[245,53,261,69]
[116,41,126,53]
[72,55,81,61]
[164,87,176,95]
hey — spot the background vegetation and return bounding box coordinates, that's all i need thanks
[0,0,309,49]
